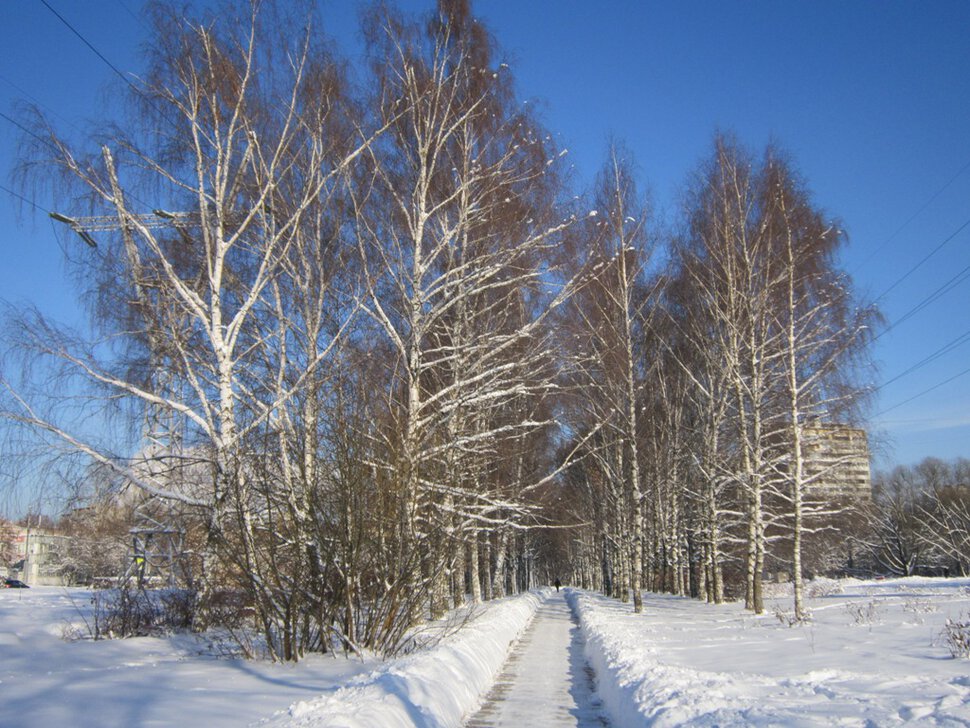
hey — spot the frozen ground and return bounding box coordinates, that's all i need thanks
[572,577,970,726]
[4,579,970,727]
[0,586,378,727]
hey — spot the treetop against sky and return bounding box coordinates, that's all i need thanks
[1,0,969,471]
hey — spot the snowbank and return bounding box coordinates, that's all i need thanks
[264,590,544,728]
[569,580,970,727]
[566,588,658,727]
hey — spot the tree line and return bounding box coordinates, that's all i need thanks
[866,457,970,578]
[0,0,886,660]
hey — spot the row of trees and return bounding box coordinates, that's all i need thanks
[868,457,970,577]
[1,0,879,658]
[3,0,586,661]
[552,138,877,621]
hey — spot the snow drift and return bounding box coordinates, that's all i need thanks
[263,590,543,728]
[569,580,970,727]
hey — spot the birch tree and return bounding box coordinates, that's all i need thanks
[675,136,784,612]
[565,145,653,609]
[664,137,876,613]
[761,149,876,619]
[2,1,380,645]
[357,0,574,618]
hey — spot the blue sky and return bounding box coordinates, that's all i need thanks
[1,1,969,472]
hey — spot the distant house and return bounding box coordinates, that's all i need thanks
[802,425,872,502]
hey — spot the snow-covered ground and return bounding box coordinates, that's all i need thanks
[264,590,542,727]
[0,586,380,727]
[571,577,970,726]
[6,579,970,727]
[0,585,542,728]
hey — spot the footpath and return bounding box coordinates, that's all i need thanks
[465,590,610,727]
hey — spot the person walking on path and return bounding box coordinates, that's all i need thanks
[554,578,561,592]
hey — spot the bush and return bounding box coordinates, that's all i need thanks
[806,578,844,598]
[773,605,812,627]
[902,597,937,624]
[941,614,970,658]
[67,586,197,641]
[845,599,880,627]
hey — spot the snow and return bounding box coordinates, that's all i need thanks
[0,586,540,728]
[569,578,970,726]
[0,586,377,728]
[6,580,970,727]
[264,590,541,728]
[466,590,607,726]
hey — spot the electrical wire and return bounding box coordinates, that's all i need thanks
[874,324,970,417]
[873,214,970,303]
[0,72,83,134]
[853,156,970,276]
[868,218,970,415]
[880,327,970,390]
[875,364,970,417]
[875,260,970,341]
[39,0,140,100]
[1,109,152,217]
[0,183,48,213]
[115,0,151,34]
[39,0,176,130]
[0,110,61,154]
[22,0,970,428]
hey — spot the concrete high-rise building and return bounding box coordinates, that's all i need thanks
[802,425,872,502]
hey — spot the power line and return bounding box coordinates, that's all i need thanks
[875,364,970,418]
[866,216,970,414]
[39,0,140,100]
[3,4,170,242]
[853,156,970,276]
[867,213,970,418]
[0,110,60,154]
[874,214,970,303]
[2,107,154,215]
[880,326,970,390]
[39,0,176,130]
[0,72,83,134]
[0,183,48,213]
[875,259,970,341]
[872,304,970,417]
[115,0,151,34]
[0,185,101,254]
[0,186,103,250]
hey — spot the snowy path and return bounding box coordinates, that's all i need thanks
[465,591,610,727]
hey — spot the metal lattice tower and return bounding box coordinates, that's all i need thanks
[51,208,197,591]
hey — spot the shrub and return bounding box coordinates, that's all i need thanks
[941,614,970,658]
[902,597,937,624]
[66,586,197,641]
[774,605,812,627]
[845,599,880,627]
[806,578,844,598]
